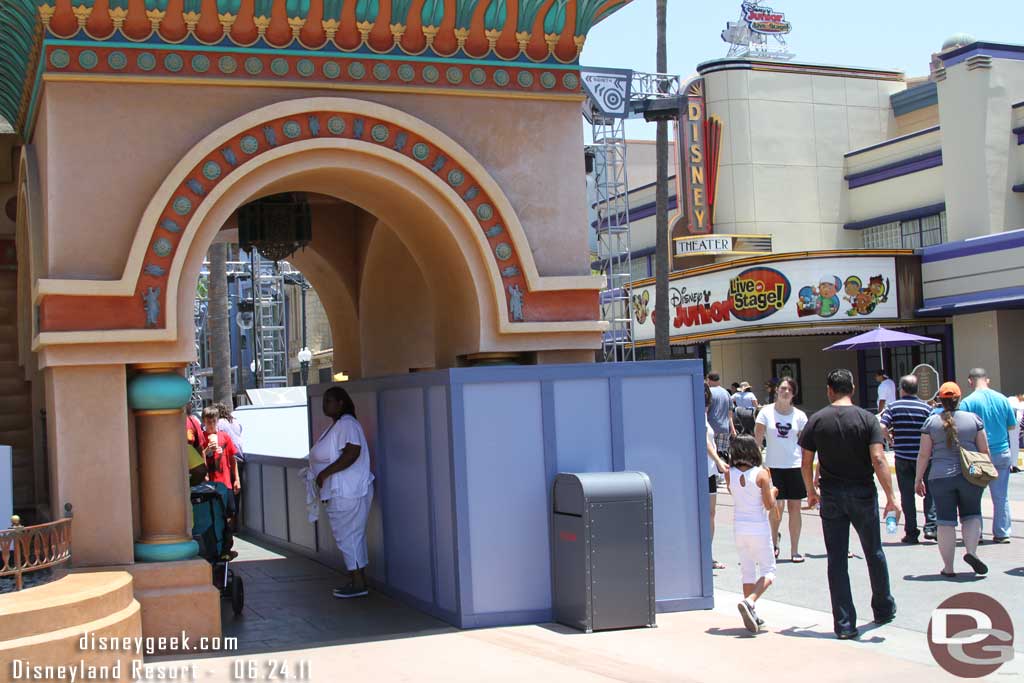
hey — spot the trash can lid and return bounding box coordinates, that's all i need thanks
[553,471,652,515]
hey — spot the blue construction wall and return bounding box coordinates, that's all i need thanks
[244,361,711,629]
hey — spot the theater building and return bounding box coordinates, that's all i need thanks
[618,36,1024,411]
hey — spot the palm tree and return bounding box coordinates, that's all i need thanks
[653,0,670,359]
[208,242,233,408]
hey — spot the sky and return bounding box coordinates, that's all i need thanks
[582,0,1021,137]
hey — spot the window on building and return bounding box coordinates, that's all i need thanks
[863,212,946,249]
[628,255,651,280]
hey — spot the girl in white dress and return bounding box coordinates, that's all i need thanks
[726,435,779,633]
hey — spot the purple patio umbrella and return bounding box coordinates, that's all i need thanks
[823,326,939,372]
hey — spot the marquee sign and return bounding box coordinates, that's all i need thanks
[674,234,773,257]
[743,2,792,35]
[629,255,899,342]
[722,2,795,60]
[670,78,723,259]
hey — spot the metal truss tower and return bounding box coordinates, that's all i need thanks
[584,69,680,363]
[589,116,634,362]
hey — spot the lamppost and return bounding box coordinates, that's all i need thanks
[297,347,312,386]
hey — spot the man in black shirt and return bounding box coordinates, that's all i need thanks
[799,369,900,639]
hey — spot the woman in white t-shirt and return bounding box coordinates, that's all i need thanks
[310,386,375,598]
[753,377,808,563]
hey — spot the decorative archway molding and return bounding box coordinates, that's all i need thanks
[33,97,604,349]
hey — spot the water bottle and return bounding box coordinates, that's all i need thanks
[885,511,898,535]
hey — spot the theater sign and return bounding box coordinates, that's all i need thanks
[629,253,920,343]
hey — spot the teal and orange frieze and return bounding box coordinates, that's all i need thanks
[1,1,633,135]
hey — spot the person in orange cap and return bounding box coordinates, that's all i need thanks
[915,381,990,577]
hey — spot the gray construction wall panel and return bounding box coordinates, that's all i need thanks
[463,381,550,614]
[428,385,457,613]
[553,378,613,473]
[260,465,288,541]
[285,469,316,550]
[379,388,434,604]
[620,374,704,601]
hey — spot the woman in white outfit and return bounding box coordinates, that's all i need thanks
[753,377,808,562]
[310,386,375,598]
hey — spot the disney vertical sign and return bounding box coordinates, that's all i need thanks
[671,79,723,263]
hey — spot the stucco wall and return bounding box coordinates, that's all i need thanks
[709,335,859,413]
[359,223,434,376]
[36,81,589,283]
[893,104,939,137]
[704,66,902,253]
[938,58,1024,240]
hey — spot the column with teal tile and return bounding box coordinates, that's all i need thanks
[128,364,199,562]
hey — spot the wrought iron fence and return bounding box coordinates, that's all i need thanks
[1,511,73,591]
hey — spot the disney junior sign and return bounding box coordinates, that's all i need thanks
[629,255,899,342]
[928,592,1015,677]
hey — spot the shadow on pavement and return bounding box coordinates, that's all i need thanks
[705,626,757,638]
[169,535,458,658]
[1006,567,1024,577]
[776,624,885,643]
[902,573,985,582]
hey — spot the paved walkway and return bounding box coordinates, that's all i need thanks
[709,475,1024,657]
[141,471,1024,682]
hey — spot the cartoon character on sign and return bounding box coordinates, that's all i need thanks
[868,275,890,307]
[816,275,840,317]
[796,286,818,317]
[796,275,840,318]
[843,276,862,307]
[632,290,650,325]
[854,289,875,315]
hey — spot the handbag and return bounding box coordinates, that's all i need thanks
[953,429,999,487]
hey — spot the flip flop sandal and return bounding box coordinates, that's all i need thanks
[940,570,957,578]
[791,554,805,563]
[774,545,780,559]
[963,553,988,575]
[712,560,727,569]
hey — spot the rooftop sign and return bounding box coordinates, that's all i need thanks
[721,2,794,60]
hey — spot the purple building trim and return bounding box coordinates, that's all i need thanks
[845,150,942,189]
[921,228,1024,263]
[939,42,1024,67]
[844,126,939,158]
[592,196,679,229]
[589,175,677,210]
[1014,125,1024,144]
[919,285,1024,315]
[1013,183,1024,193]
[1013,100,1024,109]
[843,202,946,231]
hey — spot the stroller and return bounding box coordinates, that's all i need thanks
[191,482,244,616]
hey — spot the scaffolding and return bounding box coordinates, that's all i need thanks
[190,248,297,404]
[588,116,634,362]
[584,70,680,363]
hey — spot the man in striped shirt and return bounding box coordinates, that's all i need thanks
[880,375,936,543]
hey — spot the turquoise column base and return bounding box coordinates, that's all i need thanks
[134,540,199,562]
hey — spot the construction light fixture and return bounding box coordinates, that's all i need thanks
[238,192,312,264]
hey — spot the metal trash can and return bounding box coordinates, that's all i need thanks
[552,471,655,632]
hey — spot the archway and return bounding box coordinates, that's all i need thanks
[34,97,605,362]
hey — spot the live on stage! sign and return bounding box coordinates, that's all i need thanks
[629,255,900,342]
